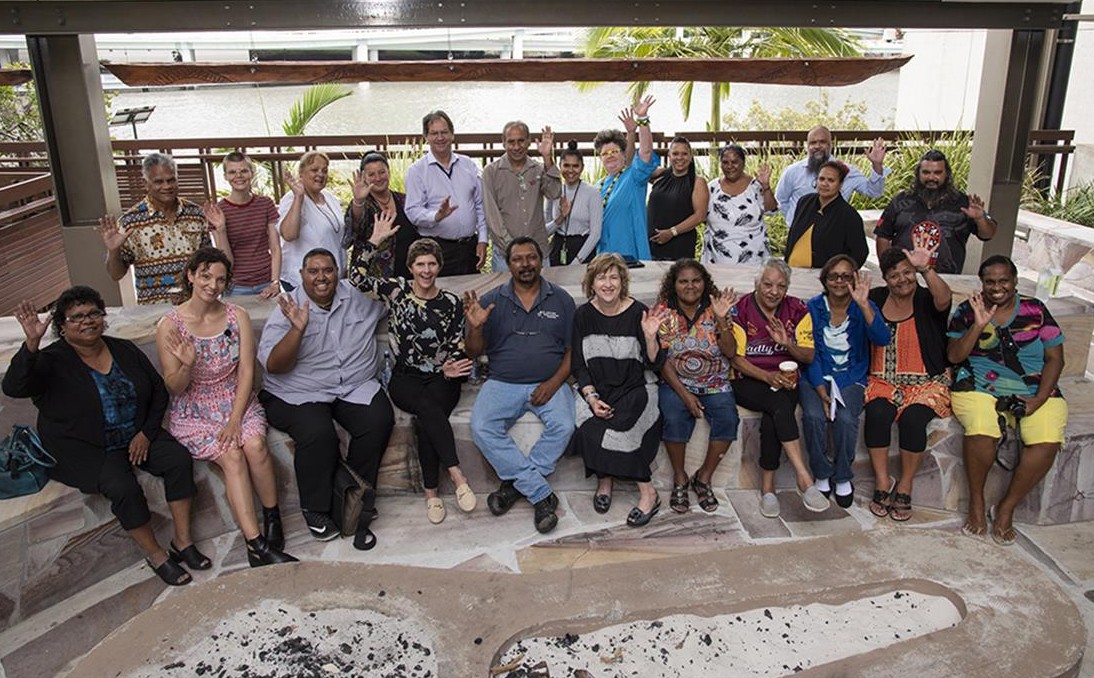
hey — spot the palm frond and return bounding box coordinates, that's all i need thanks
[281,83,353,137]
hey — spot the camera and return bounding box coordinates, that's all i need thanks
[995,395,1026,418]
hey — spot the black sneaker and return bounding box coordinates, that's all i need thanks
[487,480,522,516]
[533,493,559,534]
[302,510,340,541]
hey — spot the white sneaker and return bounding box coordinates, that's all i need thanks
[800,485,831,513]
[760,492,781,518]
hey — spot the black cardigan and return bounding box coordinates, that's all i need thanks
[784,192,868,268]
[868,285,951,377]
[2,336,172,493]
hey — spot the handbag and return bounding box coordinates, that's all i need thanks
[0,425,57,499]
[330,459,376,537]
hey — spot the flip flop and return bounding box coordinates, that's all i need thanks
[889,492,912,522]
[988,505,1017,546]
[961,520,986,538]
[869,477,895,518]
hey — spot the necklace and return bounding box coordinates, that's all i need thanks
[561,182,581,236]
[312,194,342,233]
[373,192,393,209]
[599,172,622,208]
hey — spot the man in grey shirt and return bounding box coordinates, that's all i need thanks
[258,248,393,550]
[482,121,562,271]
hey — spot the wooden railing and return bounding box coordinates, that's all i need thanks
[0,174,70,315]
[0,128,1076,205]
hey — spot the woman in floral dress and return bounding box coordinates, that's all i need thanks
[156,247,295,567]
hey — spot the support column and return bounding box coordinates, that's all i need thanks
[966,29,1047,273]
[26,34,130,305]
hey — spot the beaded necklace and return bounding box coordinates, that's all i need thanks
[599,170,623,208]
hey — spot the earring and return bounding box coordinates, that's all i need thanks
[102,320,110,331]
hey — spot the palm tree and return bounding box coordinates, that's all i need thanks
[582,27,862,131]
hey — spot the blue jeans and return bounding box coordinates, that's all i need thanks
[470,379,575,504]
[228,281,273,296]
[799,381,864,484]
[658,384,739,442]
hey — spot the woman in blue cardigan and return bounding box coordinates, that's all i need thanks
[800,255,891,508]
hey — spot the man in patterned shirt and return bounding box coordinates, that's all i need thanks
[99,153,227,304]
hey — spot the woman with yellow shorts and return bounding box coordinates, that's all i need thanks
[947,255,1066,546]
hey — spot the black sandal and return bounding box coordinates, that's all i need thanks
[691,474,718,512]
[670,481,690,513]
[148,556,192,586]
[869,478,895,518]
[169,541,212,570]
[890,492,913,522]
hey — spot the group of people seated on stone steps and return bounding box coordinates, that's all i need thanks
[1,97,1065,587]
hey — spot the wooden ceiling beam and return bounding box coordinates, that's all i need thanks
[103,56,913,88]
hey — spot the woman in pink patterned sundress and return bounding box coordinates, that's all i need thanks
[156,247,295,568]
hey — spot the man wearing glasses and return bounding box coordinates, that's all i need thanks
[481,121,562,272]
[463,237,575,534]
[404,110,488,276]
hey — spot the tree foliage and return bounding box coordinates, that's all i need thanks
[723,92,874,132]
[281,83,352,136]
[582,27,862,131]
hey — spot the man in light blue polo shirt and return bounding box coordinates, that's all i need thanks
[464,236,575,533]
[257,248,394,551]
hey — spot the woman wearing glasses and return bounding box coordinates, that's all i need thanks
[595,96,658,262]
[799,255,890,509]
[947,255,1066,545]
[784,160,868,269]
[4,287,203,587]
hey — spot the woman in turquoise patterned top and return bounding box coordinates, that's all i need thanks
[596,96,659,261]
[349,211,478,525]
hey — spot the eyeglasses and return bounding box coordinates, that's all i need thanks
[825,273,855,282]
[599,149,621,158]
[65,310,106,324]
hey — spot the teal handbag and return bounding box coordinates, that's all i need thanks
[0,425,56,499]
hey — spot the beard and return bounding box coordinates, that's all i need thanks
[806,151,828,174]
[916,186,943,205]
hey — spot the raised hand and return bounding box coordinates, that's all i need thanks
[757,163,772,187]
[557,194,572,220]
[202,201,225,233]
[278,293,310,332]
[369,209,399,246]
[435,195,458,223]
[968,291,997,329]
[903,237,938,272]
[618,107,637,134]
[283,171,305,197]
[711,286,737,319]
[162,326,196,367]
[96,214,130,253]
[850,271,871,305]
[537,126,555,162]
[961,194,986,221]
[633,94,656,118]
[14,300,49,348]
[351,169,370,203]
[767,319,791,348]
[641,305,669,338]
[462,290,495,330]
[866,137,887,171]
[442,357,474,380]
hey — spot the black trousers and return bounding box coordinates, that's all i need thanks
[863,400,937,452]
[259,390,394,513]
[435,236,479,276]
[549,233,590,266]
[92,432,196,530]
[387,370,462,489]
[732,376,801,471]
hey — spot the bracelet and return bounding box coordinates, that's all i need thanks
[670,226,679,237]
[635,116,650,127]
[760,185,772,193]
[352,198,366,207]
[584,391,600,402]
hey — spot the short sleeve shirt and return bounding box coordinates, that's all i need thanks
[730,292,814,373]
[118,197,211,304]
[658,302,742,395]
[875,190,978,274]
[480,280,575,384]
[947,296,1064,398]
[220,195,279,286]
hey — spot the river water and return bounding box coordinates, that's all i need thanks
[110,73,898,140]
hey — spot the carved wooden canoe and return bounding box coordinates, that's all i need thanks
[104,55,912,87]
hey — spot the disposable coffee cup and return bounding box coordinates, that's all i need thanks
[779,360,799,389]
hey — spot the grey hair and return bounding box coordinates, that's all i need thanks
[756,257,792,285]
[502,120,530,138]
[142,152,176,180]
